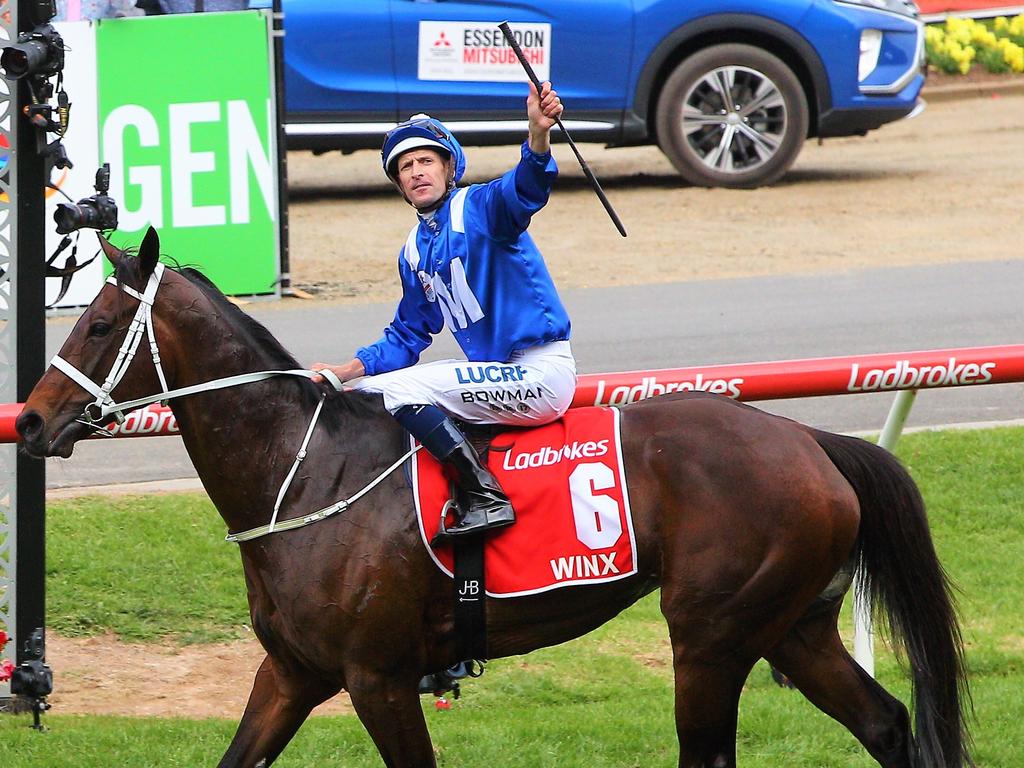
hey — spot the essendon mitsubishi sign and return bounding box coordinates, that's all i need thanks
[573,345,1024,408]
[418,21,551,82]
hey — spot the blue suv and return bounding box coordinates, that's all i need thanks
[263,0,924,188]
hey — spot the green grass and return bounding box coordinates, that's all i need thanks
[2,426,1023,766]
[44,493,249,644]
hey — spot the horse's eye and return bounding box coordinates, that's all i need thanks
[89,321,112,337]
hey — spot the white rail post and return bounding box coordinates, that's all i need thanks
[852,388,918,676]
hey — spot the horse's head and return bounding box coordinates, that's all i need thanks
[17,227,173,458]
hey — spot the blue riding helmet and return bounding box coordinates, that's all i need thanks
[382,114,466,184]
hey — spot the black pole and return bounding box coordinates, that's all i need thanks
[271,0,291,295]
[10,0,53,724]
[14,73,47,676]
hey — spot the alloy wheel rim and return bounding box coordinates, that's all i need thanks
[680,65,788,175]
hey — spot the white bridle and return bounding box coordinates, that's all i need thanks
[46,261,419,543]
[49,263,344,427]
[50,263,171,427]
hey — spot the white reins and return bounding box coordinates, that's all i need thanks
[49,263,414,544]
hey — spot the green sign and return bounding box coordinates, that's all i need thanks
[97,12,279,295]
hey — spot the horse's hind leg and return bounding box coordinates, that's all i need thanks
[764,604,915,768]
[217,654,340,768]
[670,640,757,768]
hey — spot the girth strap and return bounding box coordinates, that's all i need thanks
[225,443,423,543]
[267,395,326,534]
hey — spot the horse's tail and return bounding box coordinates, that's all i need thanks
[813,429,973,768]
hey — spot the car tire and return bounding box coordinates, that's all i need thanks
[655,44,809,189]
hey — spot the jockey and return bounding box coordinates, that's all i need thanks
[313,81,575,543]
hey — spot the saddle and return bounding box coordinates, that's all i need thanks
[460,420,523,462]
[410,409,636,700]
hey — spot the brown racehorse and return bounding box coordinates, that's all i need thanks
[17,229,972,768]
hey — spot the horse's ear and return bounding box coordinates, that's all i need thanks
[138,226,160,278]
[96,233,124,267]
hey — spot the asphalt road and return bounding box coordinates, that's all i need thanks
[41,258,1024,489]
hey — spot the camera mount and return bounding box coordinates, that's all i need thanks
[45,164,113,306]
[8,629,52,730]
[1,17,72,184]
[1,1,103,310]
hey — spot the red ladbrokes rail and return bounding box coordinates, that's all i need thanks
[3,344,1024,444]
[3,342,1021,676]
[571,343,1024,408]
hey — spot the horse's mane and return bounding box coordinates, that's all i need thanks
[115,255,385,422]
[179,266,303,369]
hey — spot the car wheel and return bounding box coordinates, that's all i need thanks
[655,44,809,189]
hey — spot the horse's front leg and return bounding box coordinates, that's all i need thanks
[346,667,437,768]
[217,653,341,768]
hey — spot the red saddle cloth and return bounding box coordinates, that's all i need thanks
[412,406,637,597]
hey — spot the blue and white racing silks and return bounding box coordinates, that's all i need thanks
[356,142,571,377]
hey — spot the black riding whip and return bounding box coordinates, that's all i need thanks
[498,21,627,238]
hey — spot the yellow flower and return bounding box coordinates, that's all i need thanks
[972,28,998,47]
[998,38,1024,71]
[945,17,973,45]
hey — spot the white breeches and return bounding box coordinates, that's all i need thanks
[352,340,577,426]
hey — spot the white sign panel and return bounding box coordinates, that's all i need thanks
[47,21,103,309]
[418,21,551,82]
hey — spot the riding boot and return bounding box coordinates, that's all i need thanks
[440,439,516,540]
[394,405,515,545]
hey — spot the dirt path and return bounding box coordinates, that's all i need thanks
[45,633,354,718]
[34,92,1024,719]
[285,92,1024,304]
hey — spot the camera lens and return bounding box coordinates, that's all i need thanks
[1,26,63,81]
[54,203,86,235]
[0,47,30,78]
[1,40,48,80]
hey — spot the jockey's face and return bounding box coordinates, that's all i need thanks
[396,148,451,211]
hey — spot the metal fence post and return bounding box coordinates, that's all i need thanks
[0,0,15,709]
[852,387,919,676]
[271,0,291,295]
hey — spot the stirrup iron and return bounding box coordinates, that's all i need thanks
[431,498,462,547]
